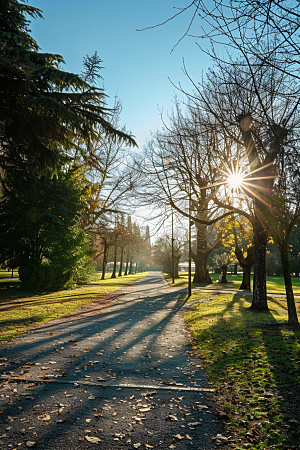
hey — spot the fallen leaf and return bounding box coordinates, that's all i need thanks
[173,434,184,440]
[186,434,193,440]
[86,418,92,423]
[145,445,154,449]
[85,436,101,444]
[165,415,178,421]
[133,444,141,449]
[88,395,96,400]
[37,414,50,422]
[26,442,37,448]
[141,391,157,397]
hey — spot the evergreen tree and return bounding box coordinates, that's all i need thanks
[0,0,136,171]
[0,155,90,290]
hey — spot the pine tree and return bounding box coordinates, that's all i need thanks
[0,154,90,290]
[0,0,136,171]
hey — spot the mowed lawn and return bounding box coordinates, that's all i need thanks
[165,272,300,295]
[183,290,300,449]
[0,272,147,341]
[0,270,19,279]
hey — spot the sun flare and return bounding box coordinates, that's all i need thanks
[227,172,244,189]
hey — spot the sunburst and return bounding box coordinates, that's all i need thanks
[227,170,245,189]
[220,159,276,200]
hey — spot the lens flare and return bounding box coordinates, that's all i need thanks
[227,172,244,189]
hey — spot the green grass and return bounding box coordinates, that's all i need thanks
[165,272,300,294]
[184,291,300,449]
[0,270,19,279]
[0,272,147,341]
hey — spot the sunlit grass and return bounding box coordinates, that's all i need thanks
[0,270,19,279]
[165,272,300,294]
[184,291,300,449]
[0,272,147,341]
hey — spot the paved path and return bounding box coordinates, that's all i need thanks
[0,272,230,449]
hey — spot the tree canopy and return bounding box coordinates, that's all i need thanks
[0,0,136,171]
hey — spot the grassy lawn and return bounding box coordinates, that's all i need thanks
[0,270,19,279]
[165,272,300,294]
[0,272,147,342]
[184,291,300,449]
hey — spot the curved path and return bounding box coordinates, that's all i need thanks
[0,272,230,449]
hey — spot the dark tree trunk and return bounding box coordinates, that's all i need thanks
[221,264,228,283]
[174,257,180,278]
[251,219,268,310]
[234,263,238,275]
[124,253,129,275]
[238,115,275,310]
[192,250,212,285]
[240,266,251,290]
[129,257,133,275]
[190,195,221,285]
[101,241,108,280]
[235,245,254,290]
[118,246,124,277]
[111,240,118,278]
[280,242,299,325]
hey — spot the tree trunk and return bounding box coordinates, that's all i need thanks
[192,251,212,285]
[174,257,180,278]
[118,246,124,277]
[101,241,108,280]
[129,257,133,275]
[251,220,268,310]
[240,266,251,290]
[280,242,299,325]
[111,240,118,278]
[221,264,228,283]
[234,263,238,275]
[234,245,254,290]
[124,248,130,275]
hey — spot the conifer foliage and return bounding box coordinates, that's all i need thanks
[0,1,137,290]
[0,0,136,170]
[0,155,90,290]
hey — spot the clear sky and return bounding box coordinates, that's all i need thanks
[30,0,211,149]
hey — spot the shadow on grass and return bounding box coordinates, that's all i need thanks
[0,274,149,314]
[0,273,219,449]
[185,292,300,447]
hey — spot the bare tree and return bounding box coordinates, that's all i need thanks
[141,102,231,284]
[177,50,300,321]
[153,234,184,277]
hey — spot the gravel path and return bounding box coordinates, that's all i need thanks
[0,272,230,449]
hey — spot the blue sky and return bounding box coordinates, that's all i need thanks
[30,0,211,148]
